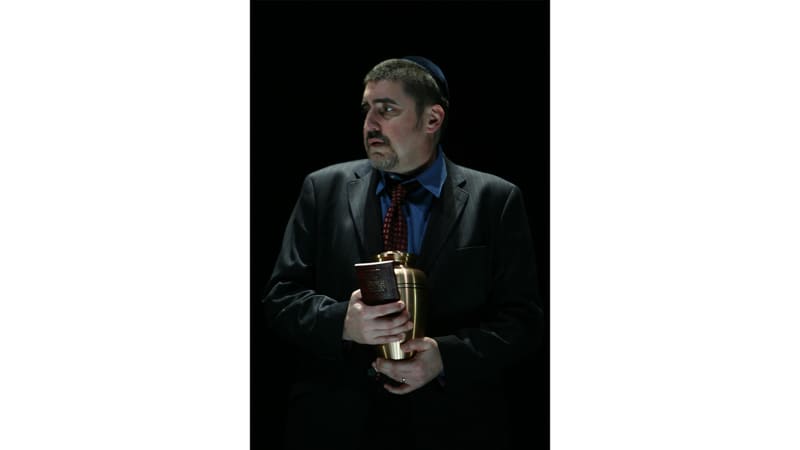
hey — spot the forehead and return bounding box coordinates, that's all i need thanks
[362,80,411,104]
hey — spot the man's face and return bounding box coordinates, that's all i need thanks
[361,80,431,174]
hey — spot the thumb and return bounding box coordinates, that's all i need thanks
[400,337,431,353]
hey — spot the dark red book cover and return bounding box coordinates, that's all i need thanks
[354,260,399,305]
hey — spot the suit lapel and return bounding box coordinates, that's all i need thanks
[348,164,383,261]
[418,161,468,273]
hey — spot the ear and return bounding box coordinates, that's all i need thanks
[424,105,445,134]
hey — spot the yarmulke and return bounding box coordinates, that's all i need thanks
[401,56,449,103]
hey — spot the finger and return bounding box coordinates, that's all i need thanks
[379,321,413,337]
[378,311,411,328]
[366,300,406,319]
[374,358,411,384]
[374,357,396,375]
[371,333,407,344]
[373,314,412,333]
[350,289,362,302]
[399,337,431,353]
[383,382,414,395]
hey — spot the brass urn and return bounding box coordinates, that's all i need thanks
[373,251,428,360]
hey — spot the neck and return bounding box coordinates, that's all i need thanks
[399,145,438,177]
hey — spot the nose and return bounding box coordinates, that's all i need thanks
[363,108,380,131]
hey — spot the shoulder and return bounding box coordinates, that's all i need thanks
[446,160,531,223]
[446,159,520,196]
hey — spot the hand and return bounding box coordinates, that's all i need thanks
[373,337,443,395]
[342,289,413,345]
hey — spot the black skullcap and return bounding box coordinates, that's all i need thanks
[401,56,449,105]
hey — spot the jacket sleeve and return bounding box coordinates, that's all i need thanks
[435,185,544,390]
[262,175,349,361]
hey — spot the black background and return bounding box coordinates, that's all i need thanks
[252,1,549,448]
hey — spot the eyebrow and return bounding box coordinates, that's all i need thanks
[361,97,400,107]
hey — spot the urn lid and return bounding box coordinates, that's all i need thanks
[374,250,417,266]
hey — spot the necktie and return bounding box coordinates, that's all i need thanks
[382,181,410,252]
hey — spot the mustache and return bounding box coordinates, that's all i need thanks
[366,131,388,143]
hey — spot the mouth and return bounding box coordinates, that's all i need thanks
[368,138,386,147]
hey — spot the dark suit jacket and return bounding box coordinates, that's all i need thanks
[264,157,543,450]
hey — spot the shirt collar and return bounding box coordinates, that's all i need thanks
[376,146,447,198]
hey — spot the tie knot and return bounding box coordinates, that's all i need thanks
[386,178,419,204]
[390,182,408,202]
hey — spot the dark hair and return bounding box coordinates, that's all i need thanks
[364,58,450,127]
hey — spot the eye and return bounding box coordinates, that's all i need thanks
[361,103,398,118]
[379,105,396,116]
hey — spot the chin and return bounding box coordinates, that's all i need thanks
[368,153,398,172]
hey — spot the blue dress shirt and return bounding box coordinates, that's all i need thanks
[376,147,448,255]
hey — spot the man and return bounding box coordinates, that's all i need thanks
[263,56,543,450]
